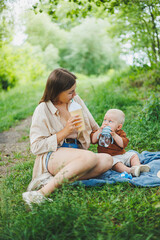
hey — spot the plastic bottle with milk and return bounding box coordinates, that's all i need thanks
[69,100,85,131]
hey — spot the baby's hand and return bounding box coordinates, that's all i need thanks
[110,130,116,138]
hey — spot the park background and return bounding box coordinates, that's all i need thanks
[0,0,160,239]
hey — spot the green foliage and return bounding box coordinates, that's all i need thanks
[37,0,160,67]
[61,18,124,75]
[24,12,66,71]
[14,43,46,82]
[77,72,160,151]
[140,94,160,122]
[25,12,124,75]
[43,44,60,70]
[0,80,45,132]
[0,0,14,46]
[1,167,160,239]
[0,45,19,90]
[108,0,160,66]
[25,12,67,51]
[0,0,6,12]
[107,66,160,89]
[0,43,46,90]
[1,69,160,239]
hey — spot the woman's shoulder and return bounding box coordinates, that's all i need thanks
[34,102,46,112]
[33,102,50,117]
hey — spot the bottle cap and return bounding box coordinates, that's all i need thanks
[102,126,111,135]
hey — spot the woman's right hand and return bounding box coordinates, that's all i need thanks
[64,115,82,135]
[56,115,82,144]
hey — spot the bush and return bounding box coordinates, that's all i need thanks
[0,45,19,90]
[123,66,160,89]
[139,94,160,122]
[43,44,60,70]
[61,18,124,75]
[0,43,46,90]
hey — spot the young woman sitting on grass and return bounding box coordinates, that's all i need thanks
[23,68,113,207]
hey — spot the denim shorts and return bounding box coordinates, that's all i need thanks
[45,141,80,171]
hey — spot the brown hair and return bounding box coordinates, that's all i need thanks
[39,68,77,104]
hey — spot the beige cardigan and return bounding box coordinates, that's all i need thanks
[27,95,99,191]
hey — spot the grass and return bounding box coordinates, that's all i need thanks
[0,79,45,132]
[0,71,160,239]
[1,162,160,240]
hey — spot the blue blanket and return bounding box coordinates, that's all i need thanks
[74,151,160,187]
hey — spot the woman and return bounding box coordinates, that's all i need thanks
[23,68,113,206]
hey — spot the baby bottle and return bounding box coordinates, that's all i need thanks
[98,126,113,147]
[69,100,85,131]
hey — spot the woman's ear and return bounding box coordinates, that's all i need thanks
[117,124,122,130]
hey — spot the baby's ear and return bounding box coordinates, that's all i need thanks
[117,124,122,130]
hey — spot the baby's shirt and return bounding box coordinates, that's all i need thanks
[97,129,129,156]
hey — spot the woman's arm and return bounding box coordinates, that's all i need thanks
[30,106,82,155]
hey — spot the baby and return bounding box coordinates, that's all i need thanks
[91,109,150,177]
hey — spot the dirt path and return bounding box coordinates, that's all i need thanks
[0,116,32,177]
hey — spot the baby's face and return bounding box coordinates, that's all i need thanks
[102,112,120,131]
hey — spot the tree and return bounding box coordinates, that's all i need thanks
[61,17,124,75]
[34,0,160,66]
[0,43,46,90]
[0,0,13,46]
[25,12,67,51]
[108,0,160,66]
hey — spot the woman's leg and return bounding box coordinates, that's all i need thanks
[79,153,113,180]
[39,148,98,196]
[40,150,112,196]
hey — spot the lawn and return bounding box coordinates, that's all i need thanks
[0,73,160,240]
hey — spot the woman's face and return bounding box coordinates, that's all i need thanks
[57,83,76,104]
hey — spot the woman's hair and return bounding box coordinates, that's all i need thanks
[39,68,77,104]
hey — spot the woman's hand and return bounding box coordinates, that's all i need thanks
[64,115,82,135]
[56,115,82,144]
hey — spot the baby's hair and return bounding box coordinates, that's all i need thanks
[107,109,125,125]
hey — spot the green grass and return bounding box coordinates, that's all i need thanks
[0,79,45,132]
[0,71,160,239]
[1,162,160,240]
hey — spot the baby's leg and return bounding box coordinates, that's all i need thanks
[130,154,140,166]
[130,153,150,177]
[112,153,133,174]
[112,162,132,174]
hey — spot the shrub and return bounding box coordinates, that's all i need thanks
[61,18,124,75]
[0,43,46,90]
[139,94,160,122]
